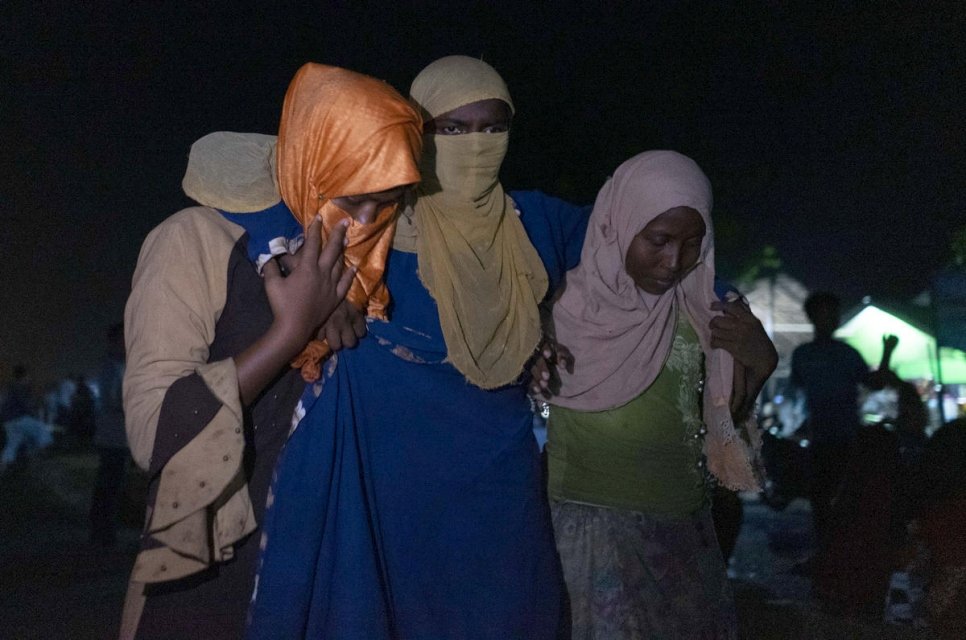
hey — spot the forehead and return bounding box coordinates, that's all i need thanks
[434,98,511,122]
[346,185,409,203]
[641,206,706,235]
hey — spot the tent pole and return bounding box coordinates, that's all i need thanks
[931,281,947,425]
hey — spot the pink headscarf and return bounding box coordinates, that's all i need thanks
[551,150,761,490]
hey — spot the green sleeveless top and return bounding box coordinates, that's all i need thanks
[547,315,709,515]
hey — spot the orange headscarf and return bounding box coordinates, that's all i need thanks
[277,63,422,382]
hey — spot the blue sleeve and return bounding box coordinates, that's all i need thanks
[713,277,740,301]
[509,190,591,297]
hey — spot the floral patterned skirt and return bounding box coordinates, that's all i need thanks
[551,500,737,640]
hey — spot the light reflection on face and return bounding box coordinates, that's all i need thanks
[624,206,706,295]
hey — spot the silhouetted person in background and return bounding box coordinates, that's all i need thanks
[1,365,53,473]
[914,417,966,638]
[811,335,918,619]
[790,292,868,552]
[89,322,129,547]
[66,374,96,445]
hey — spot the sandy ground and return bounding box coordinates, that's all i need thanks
[0,449,935,639]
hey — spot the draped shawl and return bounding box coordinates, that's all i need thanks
[402,55,547,389]
[551,151,762,490]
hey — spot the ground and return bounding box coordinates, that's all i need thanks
[0,449,936,639]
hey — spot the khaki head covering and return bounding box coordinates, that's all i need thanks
[408,55,515,121]
[182,132,280,212]
[277,63,423,381]
[404,56,547,390]
[551,151,763,491]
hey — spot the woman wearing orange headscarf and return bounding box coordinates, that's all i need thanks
[120,64,420,640]
[278,62,423,381]
[248,55,572,640]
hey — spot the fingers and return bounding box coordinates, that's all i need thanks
[302,215,323,261]
[710,310,761,341]
[557,344,575,374]
[529,357,552,398]
[330,305,360,350]
[319,218,350,270]
[709,318,739,343]
[530,337,574,397]
[262,258,282,282]
[335,265,356,299]
[317,302,367,353]
[711,299,751,318]
[340,323,359,349]
[276,253,297,275]
[349,306,368,338]
[324,322,343,352]
[731,361,748,415]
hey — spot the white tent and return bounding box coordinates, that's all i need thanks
[836,302,966,384]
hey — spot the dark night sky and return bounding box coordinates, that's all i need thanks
[2,1,964,383]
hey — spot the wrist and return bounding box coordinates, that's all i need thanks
[265,319,313,360]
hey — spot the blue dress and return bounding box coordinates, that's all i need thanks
[247,192,589,639]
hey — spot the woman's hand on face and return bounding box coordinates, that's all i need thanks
[316,300,367,351]
[262,216,356,352]
[529,336,574,399]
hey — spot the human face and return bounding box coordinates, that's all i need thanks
[624,206,706,295]
[424,98,511,135]
[331,185,411,224]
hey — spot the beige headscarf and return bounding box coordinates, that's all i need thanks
[551,151,762,491]
[403,56,548,389]
[182,132,280,212]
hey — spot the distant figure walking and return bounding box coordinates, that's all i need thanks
[66,375,96,445]
[1,365,53,472]
[790,292,868,550]
[89,322,129,547]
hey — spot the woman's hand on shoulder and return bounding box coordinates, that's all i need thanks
[709,299,778,379]
[710,298,778,420]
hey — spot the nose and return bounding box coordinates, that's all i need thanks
[355,204,377,225]
[665,244,683,272]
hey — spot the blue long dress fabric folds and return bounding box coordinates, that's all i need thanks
[246,192,587,639]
